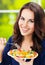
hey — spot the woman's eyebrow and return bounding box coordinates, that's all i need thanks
[20,16,34,21]
[29,19,34,21]
[20,16,25,20]
[20,16,25,18]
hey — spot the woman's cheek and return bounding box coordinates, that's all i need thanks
[18,20,23,27]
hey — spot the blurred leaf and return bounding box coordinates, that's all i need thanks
[14,0,30,9]
[41,0,45,9]
[0,25,13,40]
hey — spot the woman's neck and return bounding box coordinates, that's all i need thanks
[21,35,33,51]
[23,35,33,43]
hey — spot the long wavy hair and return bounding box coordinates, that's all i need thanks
[12,2,45,53]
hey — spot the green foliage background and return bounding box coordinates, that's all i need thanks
[0,0,45,40]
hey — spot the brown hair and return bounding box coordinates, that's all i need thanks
[12,2,45,53]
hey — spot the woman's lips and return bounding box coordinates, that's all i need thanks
[21,28,29,32]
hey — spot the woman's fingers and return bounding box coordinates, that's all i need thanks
[14,56,25,63]
[14,56,21,62]
[25,59,34,65]
[14,56,34,65]
[0,37,6,52]
[0,38,6,44]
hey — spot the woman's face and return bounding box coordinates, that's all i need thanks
[18,9,34,36]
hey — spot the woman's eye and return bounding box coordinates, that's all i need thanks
[20,17,25,20]
[28,19,34,23]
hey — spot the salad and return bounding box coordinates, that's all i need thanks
[8,49,38,60]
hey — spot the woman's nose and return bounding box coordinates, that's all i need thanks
[23,21,28,27]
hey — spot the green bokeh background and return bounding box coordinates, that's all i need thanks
[0,0,45,40]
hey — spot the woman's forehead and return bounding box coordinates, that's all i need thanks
[21,9,34,20]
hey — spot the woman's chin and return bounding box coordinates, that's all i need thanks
[21,32,30,36]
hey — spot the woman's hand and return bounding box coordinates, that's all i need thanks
[14,56,34,65]
[0,38,6,62]
[0,38,6,53]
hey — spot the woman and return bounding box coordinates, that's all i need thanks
[0,2,45,65]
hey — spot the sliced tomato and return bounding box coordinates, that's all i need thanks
[10,50,13,55]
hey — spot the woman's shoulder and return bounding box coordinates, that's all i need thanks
[41,38,45,48]
[7,35,13,43]
[39,39,45,59]
[34,39,45,65]
[40,39,45,59]
[40,39,45,65]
